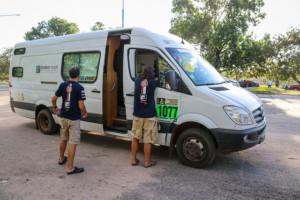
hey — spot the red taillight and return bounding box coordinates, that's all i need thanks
[9,81,11,97]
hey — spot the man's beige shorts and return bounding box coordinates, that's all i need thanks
[131,116,158,143]
[60,118,81,144]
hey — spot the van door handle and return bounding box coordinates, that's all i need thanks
[126,92,134,97]
[92,89,101,93]
[110,81,116,92]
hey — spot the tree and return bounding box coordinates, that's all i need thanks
[268,27,300,83]
[0,47,12,81]
[24,17,79,41]
[91,22,105,31]
[170,0,272,79]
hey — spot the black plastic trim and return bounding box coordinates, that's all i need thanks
[48,106,103,124]
[81,113,103,124]
[127,120,177,134]
[210,124,266,152]
[11,101,35,111]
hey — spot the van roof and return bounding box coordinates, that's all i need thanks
[14,27,194,50]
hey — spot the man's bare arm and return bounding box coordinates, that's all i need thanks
[51,95,60,115]
[78,100,87,119]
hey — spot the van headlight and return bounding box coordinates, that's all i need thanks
[224,106,253,125]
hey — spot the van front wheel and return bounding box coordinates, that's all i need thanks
[37,109,57,135]
[176,128,216,168]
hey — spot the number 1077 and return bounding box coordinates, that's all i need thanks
[157,105,178,119]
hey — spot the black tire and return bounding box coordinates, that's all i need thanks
[37,109,57,135]
[176,128,216,168]
[293,88,299,91]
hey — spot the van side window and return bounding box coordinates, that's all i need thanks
[132,49,173,90]
[14,48,26,55]
[12,67,23,77]
[62,52,100,83]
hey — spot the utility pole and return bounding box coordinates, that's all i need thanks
[122,0,124,28]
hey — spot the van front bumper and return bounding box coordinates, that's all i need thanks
[210,124,266,152]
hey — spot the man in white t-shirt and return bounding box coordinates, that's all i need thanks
[267,80,272,88]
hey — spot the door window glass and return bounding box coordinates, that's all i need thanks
[158,56,173,89]
[129,49,174,90]
[135,49,157,78]
[62,52,100,83]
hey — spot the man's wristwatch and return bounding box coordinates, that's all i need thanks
[53,106,57,109]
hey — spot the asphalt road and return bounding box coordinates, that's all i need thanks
[0,89,300,200]
[0,85,9,91]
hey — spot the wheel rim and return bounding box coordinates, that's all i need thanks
[182,137,206,162]
[39,113,49,130]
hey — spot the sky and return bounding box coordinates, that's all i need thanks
[0,0,299,51]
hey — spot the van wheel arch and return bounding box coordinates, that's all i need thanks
[36,106,57,135]
[171,122,218,149]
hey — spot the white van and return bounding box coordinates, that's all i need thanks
[9,27,266,168]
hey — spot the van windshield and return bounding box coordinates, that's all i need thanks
[167,48,225,86]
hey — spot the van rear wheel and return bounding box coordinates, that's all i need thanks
[176,128,216,168]
[37,109,57,135]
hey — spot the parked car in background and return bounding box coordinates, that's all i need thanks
[289,84,300,91]
[228,79,240,87]
[238,80,259,88]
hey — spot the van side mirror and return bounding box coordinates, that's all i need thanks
[165,70,178,91]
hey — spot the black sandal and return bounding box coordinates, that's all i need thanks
[58,156,67,165]
[131,158,140,166]
[144,160,157,168]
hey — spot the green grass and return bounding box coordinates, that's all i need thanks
[246,85,300,96]
[0,80,9,85]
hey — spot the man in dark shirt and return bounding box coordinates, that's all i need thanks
[52,67,87,175]
[131,66,158,168]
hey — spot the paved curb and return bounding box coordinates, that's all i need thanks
[257,94,300,99]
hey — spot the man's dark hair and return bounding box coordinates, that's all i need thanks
[141,65,154,79]
[69,67,80,78]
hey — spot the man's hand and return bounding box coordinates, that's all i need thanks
[53,107,60,115]
[52,95,60,115]
[78,100,87,119]
[82,112,88,119]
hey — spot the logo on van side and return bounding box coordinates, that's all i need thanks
[36,65,58,73]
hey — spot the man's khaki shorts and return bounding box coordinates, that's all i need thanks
[60,118,81,144]
[131,116,158,143]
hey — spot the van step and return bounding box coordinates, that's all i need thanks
[105,125,127,133]
[113,117,127,126]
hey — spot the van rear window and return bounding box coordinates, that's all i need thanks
[62,52,100,83]
[14,48,26,55]
[12,67,23,77]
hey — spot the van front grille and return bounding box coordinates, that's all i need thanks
[252,106,265,125]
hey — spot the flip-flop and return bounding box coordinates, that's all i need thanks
[131,158,139,166]
[58,156,67,165]
[144,160,157,168]
[67,167,84,175]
